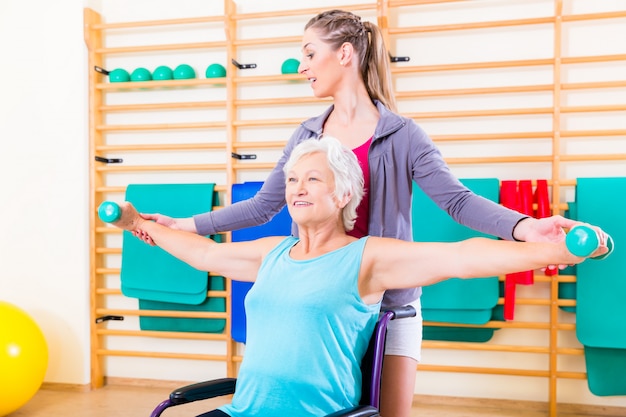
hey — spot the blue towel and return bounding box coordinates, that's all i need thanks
[230,182,292,343]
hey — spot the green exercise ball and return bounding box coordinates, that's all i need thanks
[109,68,130,83]
[281,58,300,74]
[173,64,196,80]
[130,67,152,82]
[205,63,226,78]
[152,65,173,81]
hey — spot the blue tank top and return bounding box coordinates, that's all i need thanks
[219,236,381,416]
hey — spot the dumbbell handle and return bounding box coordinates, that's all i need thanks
[98,201,121,223]
[565,225,614,260]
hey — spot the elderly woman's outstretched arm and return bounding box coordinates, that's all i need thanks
[112,202,282,282]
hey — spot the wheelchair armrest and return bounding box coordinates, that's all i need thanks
[325,405,380,417]
[385,304,417,320]
[169,377,237,405]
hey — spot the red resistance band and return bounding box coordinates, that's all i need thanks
[500,179,553,320]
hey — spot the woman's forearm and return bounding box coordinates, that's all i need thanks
[139,219,217,271]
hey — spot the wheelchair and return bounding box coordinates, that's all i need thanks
[150,305,417,417]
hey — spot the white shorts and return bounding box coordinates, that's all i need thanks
[384,297,423,362]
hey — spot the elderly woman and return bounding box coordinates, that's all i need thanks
[110,137,607,417]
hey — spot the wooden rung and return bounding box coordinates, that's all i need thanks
[396,84,554,98]
[96,267,121,275]
[392,58,554,74]
[95,288,228,298]
[97,329,227,341]
[404,107,553,119]
[561,130,626,138]
[96,308,227,319]
[233,35,300,47]
[390,16,555,35]
[562,10,626,22]
[235,97,329,107]
[232,118,303,127]
[95,247,121,255]
[232,162,280,170]
[96,78,228,90]
[96,143,227,152]
[563,80,626,90]
[389,0,474,7]
[94,185,229,193]
[232,141,286,149]
[96,349,227,362]
[91,15,225,30]
[95,41,227,55]
[96,122,227,132]
[431,132,552,141]
[230,3,375,21]
[444,155,554,165]
[562,53,626,65]
[425,321,576,332]
[418,364,550,378]
[95,164,228,172]
[232,74,305,84]
[423,341,550,354]
[561,153,626,162]
[99,101,228,112]
[561,104,626,113]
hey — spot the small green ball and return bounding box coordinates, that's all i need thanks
[206,63,226,78]
[173,64,196,80]
[130,67,152,82]
[109,68,130,83]
[152,65,173,81]
[281,58,300,74]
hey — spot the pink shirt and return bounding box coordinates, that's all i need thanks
[348,137,372,238]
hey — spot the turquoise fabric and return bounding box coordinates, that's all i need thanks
[220,237,380,416]
[120,183,225,333]
[412,179,500,334]
[574,177,626,396]
[121,183,215,304]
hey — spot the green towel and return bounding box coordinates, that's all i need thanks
[574,177,626,396]
[413,179,500,324]
[121,183,216,305]
[119,183,225,333]
[575,178,626,348]
[413,179,500,342]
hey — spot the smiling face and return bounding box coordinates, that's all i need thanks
[285,151,344,228]
[299,28,344,98]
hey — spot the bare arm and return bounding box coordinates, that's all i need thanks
[114,202,282,281]
[360,232,608,301]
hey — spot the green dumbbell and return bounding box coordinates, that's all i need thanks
[98,201,121,223]
[565,225,614,260]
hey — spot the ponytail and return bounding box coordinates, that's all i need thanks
[363,21,397,112]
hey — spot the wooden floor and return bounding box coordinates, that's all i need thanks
[11,382,626,417]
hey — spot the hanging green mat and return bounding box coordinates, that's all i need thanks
[574,177,626,396]
[412,179,500,342]
[139,276,225,333]
[121,183,225,333]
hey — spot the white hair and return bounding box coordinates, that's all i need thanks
[283,137,365,231]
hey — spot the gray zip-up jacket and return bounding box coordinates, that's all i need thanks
[195,101,526,306]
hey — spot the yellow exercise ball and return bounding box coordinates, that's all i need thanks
[0,301,48,416]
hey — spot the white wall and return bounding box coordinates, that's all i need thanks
[0,0,90,383]
[1,0,625,411]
